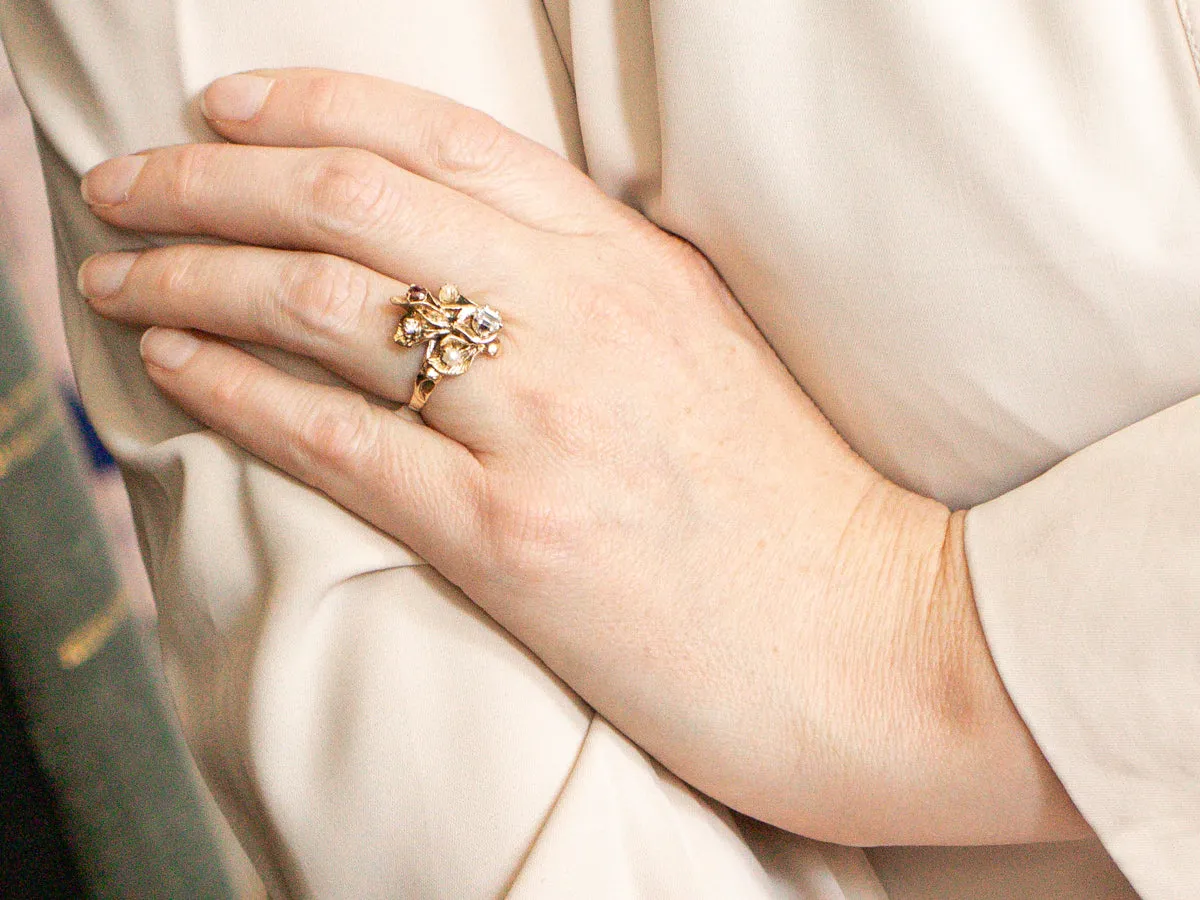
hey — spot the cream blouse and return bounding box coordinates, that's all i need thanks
[1,0,1194,896]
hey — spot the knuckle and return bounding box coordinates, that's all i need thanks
[281,254,372,341]
[297,73,352,134]
[210,364,256,409]
[167,143,220,213]
[517,387,597,458]
[308,148,402,236]
[426,105,515,176]
[299,394,380,470]
[564,282,641,347]
[150,245,204,298]
[480,481,588,576]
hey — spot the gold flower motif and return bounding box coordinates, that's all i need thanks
[391,283,503,380]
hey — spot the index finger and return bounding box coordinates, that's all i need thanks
[200,67,618,235]
[81,141,519,292]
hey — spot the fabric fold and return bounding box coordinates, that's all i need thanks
[966,392,1200,899]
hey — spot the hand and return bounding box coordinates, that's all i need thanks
[78,68,1086,846]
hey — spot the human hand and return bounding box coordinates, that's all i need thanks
[78,68,1086,846]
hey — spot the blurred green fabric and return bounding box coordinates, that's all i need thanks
[0,270,236,899]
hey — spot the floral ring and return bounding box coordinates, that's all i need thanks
[391,283,504,411]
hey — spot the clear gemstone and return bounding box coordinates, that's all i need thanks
[474,306,502,336]
[439,284,461,304]
[443,347,464,365]
[402,316,421,336]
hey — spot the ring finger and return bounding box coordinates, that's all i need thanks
[78,243,526,446]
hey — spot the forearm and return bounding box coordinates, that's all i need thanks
[627,456,1089,846]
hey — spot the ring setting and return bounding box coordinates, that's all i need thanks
[391,283,503,411]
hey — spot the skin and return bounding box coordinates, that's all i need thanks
[78,68,1089,847]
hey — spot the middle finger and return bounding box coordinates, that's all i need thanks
[79,243,420,402]
[80,143,523,287]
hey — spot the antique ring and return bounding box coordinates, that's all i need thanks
[391,283,504,411]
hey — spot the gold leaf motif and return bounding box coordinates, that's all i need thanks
[428,335,481,376]
[393,284,502,399]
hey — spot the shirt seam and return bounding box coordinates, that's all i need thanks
[1175,0,1200,83]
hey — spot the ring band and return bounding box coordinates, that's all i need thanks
[391,283,503,411]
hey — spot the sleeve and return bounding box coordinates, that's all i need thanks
[966,392,1200,900]
[0,1,886,896]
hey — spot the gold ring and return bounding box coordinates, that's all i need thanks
[391,283,503,411]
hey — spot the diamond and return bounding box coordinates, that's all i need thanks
[439,284,461,304]
[402,316,421,336]
[474,306,502,337]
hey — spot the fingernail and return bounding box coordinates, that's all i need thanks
[78,252,138,300]
[81,155,147,206]
[141,327,200,370]
[201,74,275,122]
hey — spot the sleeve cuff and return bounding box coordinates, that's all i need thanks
[965,393,1200,899]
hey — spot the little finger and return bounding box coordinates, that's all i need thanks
[138,326,484,568]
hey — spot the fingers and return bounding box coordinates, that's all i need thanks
[136,326,483,562]
[79,244,419,401]
[79,243,529,449]
[199,68,617,234]
[81,141,523,290]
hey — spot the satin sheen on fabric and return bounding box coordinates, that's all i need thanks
[0,0,1194,896]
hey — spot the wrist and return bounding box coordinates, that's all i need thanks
[911,505,1093,844]
[821,487,1088,845]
